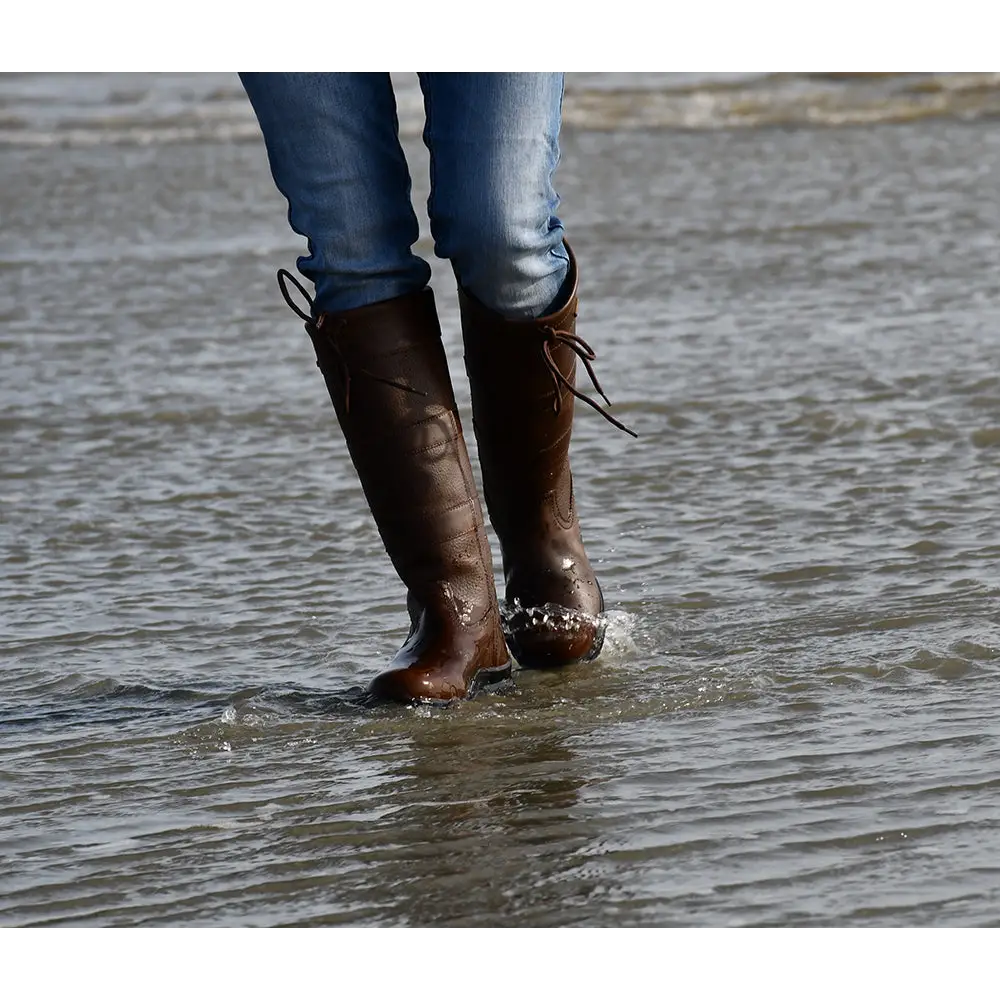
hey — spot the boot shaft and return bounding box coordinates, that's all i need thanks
[300,285,497,627]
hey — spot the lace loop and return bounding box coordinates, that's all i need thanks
[541,326,638,438]
[277,268,315,324]
[276,269,427,415]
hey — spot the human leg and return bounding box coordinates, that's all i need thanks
[240,72,430,313]
[418,71,569,319]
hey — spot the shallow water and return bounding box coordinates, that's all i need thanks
[3,73,1000,926]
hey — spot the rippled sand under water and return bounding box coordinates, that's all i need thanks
[2,73,1000,926]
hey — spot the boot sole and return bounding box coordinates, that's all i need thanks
[416,659,514,707]
[465,658,515,700]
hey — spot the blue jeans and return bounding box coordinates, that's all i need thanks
[239,72,569,318]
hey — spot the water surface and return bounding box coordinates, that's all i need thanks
[2,73,1000,926]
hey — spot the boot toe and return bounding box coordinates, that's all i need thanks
[503,603,606,669]
[368,658,513,705]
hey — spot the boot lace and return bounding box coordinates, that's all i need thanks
[541,324,638,438]
[277,269,426,415]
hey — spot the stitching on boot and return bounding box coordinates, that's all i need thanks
[551,472,576,530]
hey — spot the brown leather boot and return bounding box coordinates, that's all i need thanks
[458,244,636,669]
[278,271,511,703]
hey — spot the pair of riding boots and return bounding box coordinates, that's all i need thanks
[278,246,633,703]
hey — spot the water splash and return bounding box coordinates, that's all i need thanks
[501,599,600,631]
[440,581,476,628]
[598,609,640,662]
[500,600,639,664]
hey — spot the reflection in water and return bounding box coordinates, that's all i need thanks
[363,718,593,927]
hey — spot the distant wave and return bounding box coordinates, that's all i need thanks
[560,72,1000,131]
[1,73,999,147]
